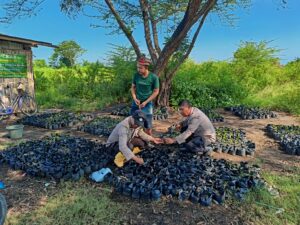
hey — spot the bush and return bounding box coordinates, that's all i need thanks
[171,60,246,109]
[34,59,135,111]
[171,42,300,114]
[34,42,299,115]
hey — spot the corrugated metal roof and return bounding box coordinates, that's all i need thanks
[0,34,57,48]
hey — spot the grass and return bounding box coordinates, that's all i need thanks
[0,142,16,151]
[3,166,300,225]
[5,168,300,225]
[242,82,300,115]
[5,182,123,225]
[240,169,300,225]
[36,91,120,112]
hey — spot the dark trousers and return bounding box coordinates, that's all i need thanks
[183,136,212,153]
[180,122,212,153]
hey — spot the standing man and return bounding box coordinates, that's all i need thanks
[164,100,216,155]
[131,56,160,135]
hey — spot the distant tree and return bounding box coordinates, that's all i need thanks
[49,40,85,67]
[34,59,47,67]
[107,45,136,67]
[233,41,280,66]
[232,41,282,92]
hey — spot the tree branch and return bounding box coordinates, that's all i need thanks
[104,0,142,58]
[139,0,158,63]
[148,4,161,55]
[154,0,216,76]
[154,1,188,24]
[1,0,45,24]
[166,8,210,81]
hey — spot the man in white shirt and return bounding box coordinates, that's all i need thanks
[164,100,216,155]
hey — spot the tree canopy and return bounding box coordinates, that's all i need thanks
[49,40,85,68]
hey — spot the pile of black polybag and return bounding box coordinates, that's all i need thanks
[202,109,225,123]
[266,124,300,155]
[0,134,112,181]
[19,111,93,129]
[213,127,256,156]
[0,135,263,206]
[225,105,277,120]
[78,116,122,136]
[111,105,169,121]
[108,145,263,205]
[111,105,131,117]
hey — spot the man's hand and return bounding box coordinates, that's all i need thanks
[164,137,176,144]
[175,123,181,131]
[153,138,164,144]
[134,98,141,106]
[133,156,144,165]
[139,101,147,109]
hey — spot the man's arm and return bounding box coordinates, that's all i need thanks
[142,88,159,105]
[131,74,140,105]
[118,127,143,165]
[131,84,140,106]
[118,128,135,161]
[175,118,201,144]
[138,128,163,144]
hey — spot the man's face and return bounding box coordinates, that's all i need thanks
[178,106,191,117]
[137,63,147,75]
[130,119,139,129]
[131,124,139,129]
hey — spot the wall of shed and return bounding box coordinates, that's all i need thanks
[0,40,35,102]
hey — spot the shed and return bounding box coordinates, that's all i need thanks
[0,34,56,101]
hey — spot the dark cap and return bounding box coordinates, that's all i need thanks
[132,110,147,128]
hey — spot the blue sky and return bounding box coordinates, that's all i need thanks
[0,0,299,64]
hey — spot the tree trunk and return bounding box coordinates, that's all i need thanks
[157,77,172,106]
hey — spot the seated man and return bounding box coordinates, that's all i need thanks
[106,110,162,165]
[164,100,216,155]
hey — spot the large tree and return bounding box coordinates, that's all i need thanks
[0,0,287,105]
[49,40,85,67]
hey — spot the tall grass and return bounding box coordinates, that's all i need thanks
[34,61,134,111]
[171,42,300,114]
[34,42,300,114]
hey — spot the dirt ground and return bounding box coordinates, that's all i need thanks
[0,108,299,225]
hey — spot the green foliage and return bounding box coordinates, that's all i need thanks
[171,60,245,109]
[35,46,136,111]
[232,41,281,93]
[35,64,114,111]
[233,43,300,114]
[171,41,300,114]
[49,40,86,68]
[33,59,47,68]
[34,41,299,115]
[106,45,136,100]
